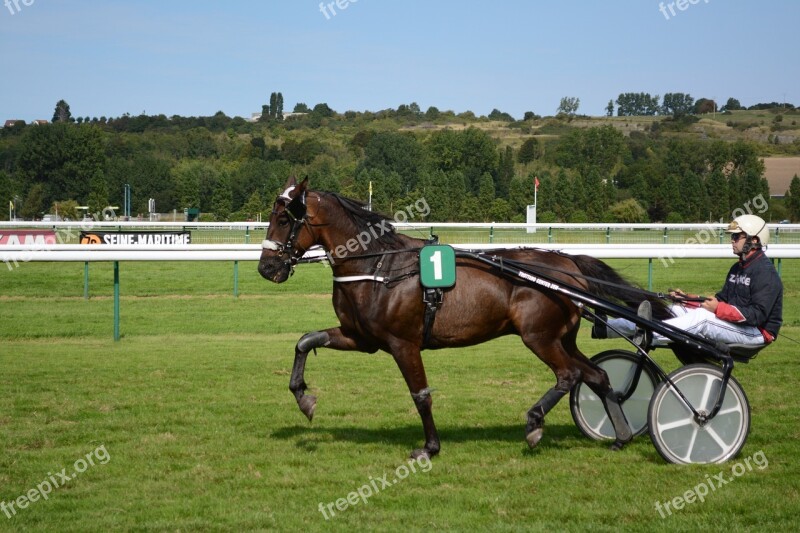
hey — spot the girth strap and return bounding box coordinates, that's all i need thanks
[422,287,444,348]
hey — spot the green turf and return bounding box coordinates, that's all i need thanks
[1,260,799,531]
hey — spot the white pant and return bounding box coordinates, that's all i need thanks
[607,304,766,346]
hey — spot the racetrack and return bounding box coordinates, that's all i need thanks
[1,260,799,531]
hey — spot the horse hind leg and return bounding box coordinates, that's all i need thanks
[525,385,570,448]
[579,362,633,451]
[561,334,633,450]
[523,338,632,451]
[521,336,581,449]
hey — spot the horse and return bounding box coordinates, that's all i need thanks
[258,177,670,459]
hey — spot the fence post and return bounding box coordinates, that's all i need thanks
[114,261,120,341]
[84,261,89,300]
[234,260,239,297]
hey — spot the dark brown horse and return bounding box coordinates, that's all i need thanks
[258,177,668,459]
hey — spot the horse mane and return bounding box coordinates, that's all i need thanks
[321,191,408,250]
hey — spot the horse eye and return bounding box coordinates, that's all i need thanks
[278,218,289,227]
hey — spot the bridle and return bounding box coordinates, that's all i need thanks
[262,186,312,275]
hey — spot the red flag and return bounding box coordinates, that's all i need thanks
[534,177,540,191]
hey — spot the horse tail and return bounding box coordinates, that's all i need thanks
[569,254,672,320]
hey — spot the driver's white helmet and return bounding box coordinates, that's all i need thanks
[726,214,769,246]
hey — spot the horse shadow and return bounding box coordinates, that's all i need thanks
[270,422,595,454]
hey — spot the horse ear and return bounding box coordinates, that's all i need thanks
[296,177,309,194]
[282,176,298,189]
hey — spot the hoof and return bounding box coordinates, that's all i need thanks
[526,428,543,449]
[410,448,431,460]
[609,439,626,451]
[297,395,317,422]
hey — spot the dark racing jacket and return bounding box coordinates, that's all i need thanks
[715,249,783,341]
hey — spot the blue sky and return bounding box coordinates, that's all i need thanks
[1,0,797,122]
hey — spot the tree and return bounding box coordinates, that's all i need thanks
[259,105,270,122]
[21,183,46,219]
[555,125,626,177]
[171,160,205,209]
[523,111,538,121]
[358,131,424,191]
[211,174,233,221]
[0,171,13,221]
[53,199,79,221]
[425,106,440,120]
[694,98,716,114]
[517,138,539,164]
[606,100,614,117]
[426,127,498,195]
[269,92,278,120]
[662,93,695,117]
[86,170,109,216]
[238,191,264,221]
[615,93,660,116]
[52,100,72,123]
[488,109,514,122]
[610,199,648,223]
[276,92,284,120]
[722,97,743,112]
[293,102,309,113]
[557,96,580,116]
[497,146,514,198]
[785,175,800,221]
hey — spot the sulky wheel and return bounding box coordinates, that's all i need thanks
[648,364,750,464]
[570,350,660,441]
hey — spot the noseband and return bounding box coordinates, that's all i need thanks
[262,187,310,275]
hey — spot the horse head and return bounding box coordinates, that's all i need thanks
[258,177,317,283]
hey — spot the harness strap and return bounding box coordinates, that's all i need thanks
[333,275,387,283]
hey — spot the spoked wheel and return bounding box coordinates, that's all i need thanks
[648,364,750,464]
[570,350,660,441]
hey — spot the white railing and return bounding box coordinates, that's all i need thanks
[4,242,797,341]
[3,221,800,231]
[4,243,800,264]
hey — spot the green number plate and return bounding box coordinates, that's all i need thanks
[420,245,456,288]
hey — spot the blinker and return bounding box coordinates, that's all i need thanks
[286,193,307,221]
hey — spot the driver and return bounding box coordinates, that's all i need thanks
[595,214,783,347]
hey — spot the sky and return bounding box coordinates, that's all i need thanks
[1,0,798,122]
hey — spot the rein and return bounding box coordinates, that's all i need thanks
[295,242,675,303]
[484,253,674,302]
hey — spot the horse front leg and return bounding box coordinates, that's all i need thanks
[289,327,361,421]
[391,344,440,460]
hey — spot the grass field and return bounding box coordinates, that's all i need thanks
[1,259,799,531]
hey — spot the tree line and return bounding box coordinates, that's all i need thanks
[0,100,794,223]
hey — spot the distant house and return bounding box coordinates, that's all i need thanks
[32,119,49,125]
[3,119,23,128]
[248,112,308,122]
